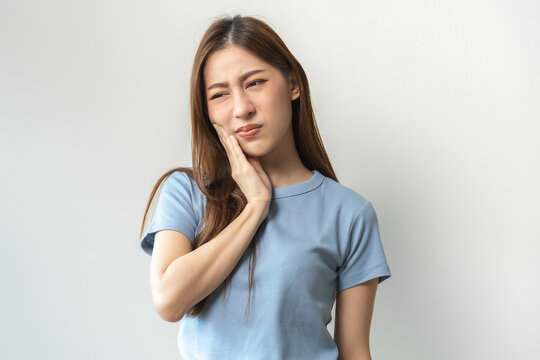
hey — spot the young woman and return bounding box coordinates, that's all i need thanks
[140,14,391,360]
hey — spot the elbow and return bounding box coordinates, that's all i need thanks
[159,305,186,323]
[153,291,187,323]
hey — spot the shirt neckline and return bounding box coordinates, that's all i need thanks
[271,170,324,199]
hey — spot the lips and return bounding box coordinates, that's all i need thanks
[236,123,262,133]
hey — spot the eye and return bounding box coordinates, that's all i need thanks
[210,93,225,100]
[247,79,267,88]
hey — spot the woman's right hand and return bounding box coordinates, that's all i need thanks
[213,123,272,208]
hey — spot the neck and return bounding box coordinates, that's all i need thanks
[258,125,313,188]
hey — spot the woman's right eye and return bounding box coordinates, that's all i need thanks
[210,93,225,100]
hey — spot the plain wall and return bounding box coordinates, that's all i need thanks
[1,1,538,359]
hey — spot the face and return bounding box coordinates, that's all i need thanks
[203,45,300,158]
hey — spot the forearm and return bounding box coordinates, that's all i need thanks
[159,202,268,320]
[337,350,371,360]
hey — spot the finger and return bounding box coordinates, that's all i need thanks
[228,133,246,171]
[215,125,239,171]
[214,124,233,158]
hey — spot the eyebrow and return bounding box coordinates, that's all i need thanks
[206,69,266,91]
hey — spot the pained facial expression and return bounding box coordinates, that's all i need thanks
[203,45,300,158]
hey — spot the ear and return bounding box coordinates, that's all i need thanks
[289,73,300,101]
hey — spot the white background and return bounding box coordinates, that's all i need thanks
[1,1,538,359]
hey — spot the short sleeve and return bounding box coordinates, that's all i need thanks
[140,171,199,256]
[337,202,391,291]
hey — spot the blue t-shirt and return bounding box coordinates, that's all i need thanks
[141,168,391,360]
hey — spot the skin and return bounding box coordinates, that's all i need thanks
[204,44,379,359]
[204,44,313,188]
[334,278,379,360]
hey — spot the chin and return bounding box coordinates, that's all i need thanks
[239,142,271,158]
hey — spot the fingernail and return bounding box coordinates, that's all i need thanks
[213,124,218,130]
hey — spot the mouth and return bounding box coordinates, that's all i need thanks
[236,123,263,133]
[236,125,262,138]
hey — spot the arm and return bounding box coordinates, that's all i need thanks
[150,201,268,322]
[334,277,379,360]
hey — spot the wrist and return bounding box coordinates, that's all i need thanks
[245,201,270,222]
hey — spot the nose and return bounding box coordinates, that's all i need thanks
[233,91,255,119]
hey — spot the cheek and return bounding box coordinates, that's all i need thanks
[259,85,291,116]
[266,87,293,123]
[207,103,227,124]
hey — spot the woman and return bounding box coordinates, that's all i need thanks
[140,14,391,360]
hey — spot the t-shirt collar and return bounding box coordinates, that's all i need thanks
[271,170,324,199]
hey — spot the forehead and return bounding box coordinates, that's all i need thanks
[203,45,274,83]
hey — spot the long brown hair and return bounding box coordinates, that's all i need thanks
[139,14,338,319]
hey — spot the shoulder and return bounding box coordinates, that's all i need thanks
[161,167,207,214]
[162,168,199,196]
[165,168,194,185]
[320,175,373,216]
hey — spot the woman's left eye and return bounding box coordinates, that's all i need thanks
[247,79,266,88]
